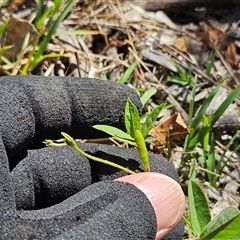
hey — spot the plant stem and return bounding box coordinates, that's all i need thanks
[61,132,135,175]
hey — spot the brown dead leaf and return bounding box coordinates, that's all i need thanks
[148,113,189,146]
[196,22,239,66]
[174,37,188,52]
[6,0,35,11]
[6,0,25,11]
[225,42,239,66]
[1,17,38,61]
[109,39,128,48]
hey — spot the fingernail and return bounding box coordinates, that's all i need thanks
[116,172,185,239]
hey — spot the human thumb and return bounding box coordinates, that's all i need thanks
[116,172,185,239]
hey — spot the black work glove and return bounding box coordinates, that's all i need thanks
[0,76,185,239]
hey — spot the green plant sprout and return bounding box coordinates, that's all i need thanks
[46,132,135,175]
[167,61,193,86]
[185,179,240,239]
[45,98,171,172]
[94,98,172,172]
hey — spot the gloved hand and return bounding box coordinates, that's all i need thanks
[0,76,185,239]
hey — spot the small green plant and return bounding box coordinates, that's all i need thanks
[45,133,135,175]
[94,98,172,172]
[26,0,76,73]
[185,179,240,239]
[168,62,193,86]
[183,82,240,186]
[45,98,171,173]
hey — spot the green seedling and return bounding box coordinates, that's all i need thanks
[124,98,149,171]
[46,132,135,175]
[168,62,193,86]
[94,98,172,172]
[206,51,216,76]
[185,179,240,239]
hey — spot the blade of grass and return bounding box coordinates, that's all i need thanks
[34,6,54,30]
[188,82,223,141]
[117,61,138,84]
[13,32,30,74]
[141,103,172,138]
[188,77,197,128]
[34,0,43,24]
[214,130,240,184]
[45,0,63,31]
[206,51,216,76]
[0,19,9,37]
[29,0,75,71]
[203,115,210,149]
[32,53,69,64]
[207,133,216,185]
[54,30,99,36]
[210,84,240,128]
[140,87,157,106]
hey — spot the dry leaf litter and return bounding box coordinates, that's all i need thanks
[1,1,240,238]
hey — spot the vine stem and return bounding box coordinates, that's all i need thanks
[61,132,135,175]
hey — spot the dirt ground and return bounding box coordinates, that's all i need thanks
[1,0,240,238]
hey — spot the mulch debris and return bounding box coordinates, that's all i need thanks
[1,1,239,238]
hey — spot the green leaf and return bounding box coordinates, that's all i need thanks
[144,136,156,143]
[187,82,223,148]
[140,87,157,106]
[141,103,172,138]
[215,130,240,184]
[207,133,216,185]
[117,61,138,84]
[135,129,150,172]
[93,125,134,142]
[188,180,211,236]
[167,76,189,86]
[200,207,240,240]
[210,84,240,128]
[0,45,12,52]
[187,77,197,129]
[54,30,99,36]
[206,51,216,76]
[0,19,9,38]
[32,53,68,64]
[188,125,210,149]
[202,115,210,149]
[124,98,141,138]
[34,5,53,30]
[189,158,196,180]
